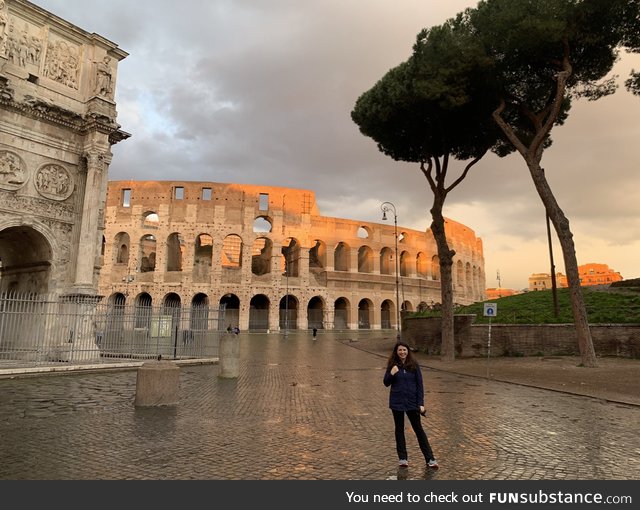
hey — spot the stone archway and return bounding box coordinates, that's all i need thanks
[249,294,270,330]
[0,225,53,294]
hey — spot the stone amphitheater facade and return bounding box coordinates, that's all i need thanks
[99,180,486,332]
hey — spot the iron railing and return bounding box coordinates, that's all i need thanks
[0,292,224,368]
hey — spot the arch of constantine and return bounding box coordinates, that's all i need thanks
[0,0,128,363]
[0,0,128,297]
[100,181,486,332]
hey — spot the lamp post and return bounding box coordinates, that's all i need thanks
[284,254,289,339]
[381,201,401,341]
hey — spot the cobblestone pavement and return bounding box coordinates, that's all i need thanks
[0,332,638,480]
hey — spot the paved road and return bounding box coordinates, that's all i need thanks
[0,332,638,480]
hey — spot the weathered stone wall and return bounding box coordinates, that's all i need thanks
[99,180,487,332]
[0,0,128,296]
[404,316,640,358]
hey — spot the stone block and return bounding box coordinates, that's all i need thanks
[134,360,180,407]
[219,334,239,378]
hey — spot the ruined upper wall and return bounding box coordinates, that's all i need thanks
[106,180,483,259]
[108,180,321,223]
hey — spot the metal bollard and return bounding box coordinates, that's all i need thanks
[134,358,180,407]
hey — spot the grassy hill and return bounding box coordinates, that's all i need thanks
[414,286,640,324]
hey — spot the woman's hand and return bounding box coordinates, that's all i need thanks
[390,365,399,375]
[419,406,426,416]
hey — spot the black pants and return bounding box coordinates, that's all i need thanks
[392,409,435,462]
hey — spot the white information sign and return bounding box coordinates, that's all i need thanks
[483,303,497,317]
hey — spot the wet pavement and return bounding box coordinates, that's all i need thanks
[0,332,638,480]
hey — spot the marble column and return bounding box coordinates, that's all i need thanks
[73,149,111,294]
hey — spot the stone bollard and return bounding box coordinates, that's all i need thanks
[134,359,180,407]
[219,334,239,378]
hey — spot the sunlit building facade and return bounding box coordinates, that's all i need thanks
[99,180,487,332]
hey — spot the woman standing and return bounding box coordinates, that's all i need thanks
[383,342,438,469]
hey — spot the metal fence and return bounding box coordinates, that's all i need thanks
[0,292,224,368]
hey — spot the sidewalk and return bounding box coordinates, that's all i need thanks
[340,336,640,407]
[1,332,638,480]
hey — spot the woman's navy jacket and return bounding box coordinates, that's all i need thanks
[383,363,425,412]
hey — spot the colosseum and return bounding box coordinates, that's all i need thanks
[99,180,486,332]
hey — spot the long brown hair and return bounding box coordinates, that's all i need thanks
[386,341,418,371]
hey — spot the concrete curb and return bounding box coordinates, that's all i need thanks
[0,358,217,379]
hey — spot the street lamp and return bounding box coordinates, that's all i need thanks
[381,201,401,342]
[284,252,289,339]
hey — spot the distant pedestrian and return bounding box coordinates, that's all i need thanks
[312,327,318,339]
[383,341,438,469]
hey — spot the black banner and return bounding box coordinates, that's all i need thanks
[8,480,638,510]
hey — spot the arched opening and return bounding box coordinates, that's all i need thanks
[417,252,428,278]
[142,211,159,228]
[400,251,411,277]
[456,260,464,287]
[249,294,270,330]
[472,266,479,298]
[381,299,394,329]
[134,292,152,329]
[279,294,298,330]
[334,297,350,330]
[166,233,184,272]
[114,232,130,265]
[357,226,370,239]
[431,255,440,281]
[334,242,350,271]
[253,216,272,233]
[281,238,300,277]
[193,234,213,279]
[220,293,240,330]
[139,235,156,273]
[307,296,325,330]
[358,299,372,329]
[222,235,242,268]
[308,240,326,271]
[103,292,126,351]
[380,247,393,275]
[0,226,53,294]
[358,245,373,273]
[190,293,209,331]
[252,237,272,276]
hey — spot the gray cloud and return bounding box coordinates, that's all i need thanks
[36,0,640,289]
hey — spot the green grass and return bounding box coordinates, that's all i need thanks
[412,286,640,324]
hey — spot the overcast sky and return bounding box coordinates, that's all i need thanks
[36,0,640,290]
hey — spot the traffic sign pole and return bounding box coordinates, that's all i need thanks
[483,303,497,379]
[486,316,492,378]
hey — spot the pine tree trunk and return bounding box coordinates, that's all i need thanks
[527,162,598,367]
[430,201,456,362]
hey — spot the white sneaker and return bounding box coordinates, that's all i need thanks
[398,459,408,467]
[428,459,439,469]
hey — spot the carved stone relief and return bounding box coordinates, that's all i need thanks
[0,150,27,190]
[94,55,114,98]
[0,1,8,56]
[0,192,75,222]
[41,216,73,265]
[35,163,74,201]
[43,37,81,90]
[3,15,43,70]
